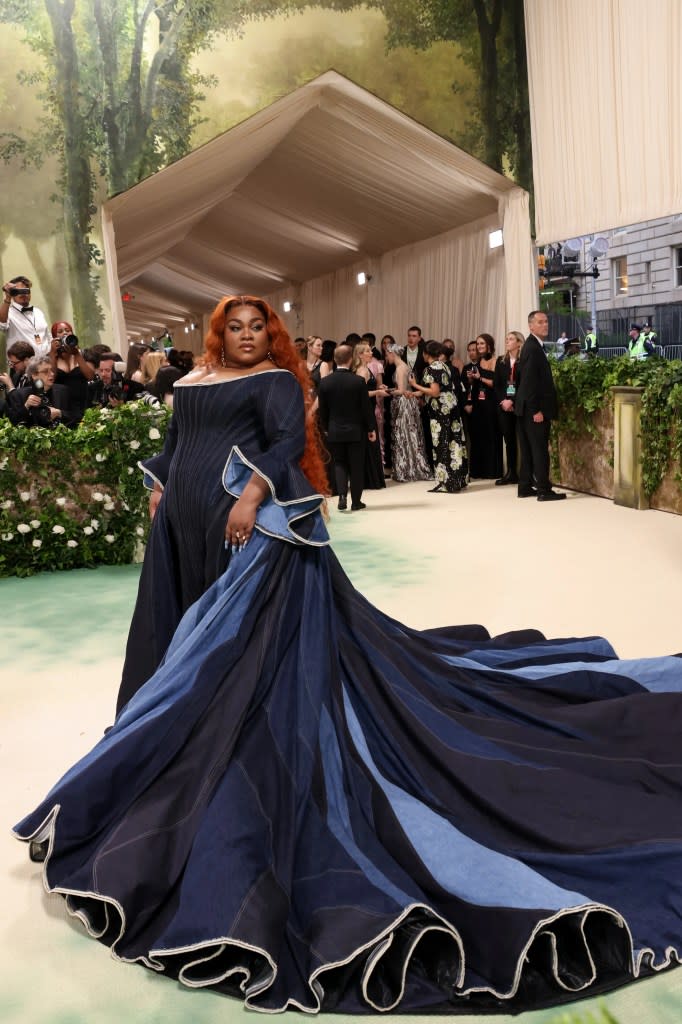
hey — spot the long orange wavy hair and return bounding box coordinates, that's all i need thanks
[204,296,329,497]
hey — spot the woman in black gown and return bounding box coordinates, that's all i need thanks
[353,339,386,490]
[13,296,682,1017]
[468,333,503,480]
[49,320,97,423]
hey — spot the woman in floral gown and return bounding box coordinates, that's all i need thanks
[410,341,468,492]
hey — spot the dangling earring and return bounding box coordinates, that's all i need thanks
[267,351,274,363]
[221,346,227,367]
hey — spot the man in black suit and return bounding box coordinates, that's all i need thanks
[317,343,376,511]
[514,310,565,502]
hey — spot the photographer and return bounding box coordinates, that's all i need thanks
[87,351,132,408]
[7,356,73,428]
[49,321,96,424]
[0,340,34,390]
[0,276,51,356]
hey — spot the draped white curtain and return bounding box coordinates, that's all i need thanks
[266,212,532,354]
[525,0,682,243]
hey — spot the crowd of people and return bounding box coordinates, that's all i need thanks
[1,273,565,506]
[300,312,564,510]
[0,274,195,426]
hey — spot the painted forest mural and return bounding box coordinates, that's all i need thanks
[0,0,531,345]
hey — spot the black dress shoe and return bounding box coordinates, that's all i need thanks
[517,487,538,498]
[337,496,347,510]
[428,485,444,492]
[495,476,508,486]
[350,501,367,511]
[537,490,566,502]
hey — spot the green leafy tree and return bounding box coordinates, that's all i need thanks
[0,0,236,341]
[240,0,531,189]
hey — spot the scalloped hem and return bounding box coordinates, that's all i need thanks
[13,803,680,1015]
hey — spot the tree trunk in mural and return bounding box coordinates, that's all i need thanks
[472,0,504,172]
[44,0,102,340]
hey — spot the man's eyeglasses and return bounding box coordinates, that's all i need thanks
[8,358,23,367]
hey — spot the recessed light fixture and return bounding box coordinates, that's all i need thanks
[488,230,503,249]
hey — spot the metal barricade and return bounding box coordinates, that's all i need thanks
[664,345,682,360]
[598,347,627,360]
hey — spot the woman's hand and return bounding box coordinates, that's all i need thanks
[149,484,163,520]
[225,496,258,551]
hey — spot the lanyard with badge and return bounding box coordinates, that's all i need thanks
[20,305,41,347]
[506,358,517,398]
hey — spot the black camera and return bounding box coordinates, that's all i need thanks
[60,333,79,349]
[28,378,53,428]
[9,287,30,297]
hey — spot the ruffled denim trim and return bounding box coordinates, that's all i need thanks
[222,446,329,547]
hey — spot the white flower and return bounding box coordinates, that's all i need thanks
[0,499,13,509]
[17,523,31,534]
[127,467,134,474]
[56,497,67,506]
[0,457,7,470]
[66,539,78,548]
[92,491,105,501]
[104,534,115,543]
[129,439,141,450]
[95,453,106,462]
[52,524,66,535]
[135,526,144,536]
[83,526,94,535]
[90,518,100,529]
[30,520,40,529]
[32,538,42,549]
[148,427,160,440]
[1,532,14,541]
[19,491,31,502]
[104,502,114,511]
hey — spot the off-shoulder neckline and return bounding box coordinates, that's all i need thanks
[175,369,291,388]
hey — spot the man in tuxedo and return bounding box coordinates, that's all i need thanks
[317,343,376,511]
[514,310,566,502]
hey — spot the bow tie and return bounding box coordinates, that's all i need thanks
[20,305,34,313]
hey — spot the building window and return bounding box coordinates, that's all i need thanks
[613,256,628,295]
[644,261,651,286]
[675,247,682,288]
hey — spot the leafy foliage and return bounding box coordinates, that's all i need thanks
[551,355,682,496]
[0,401,170,577]
[0,0,241,340]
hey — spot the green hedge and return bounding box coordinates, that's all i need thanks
[0,402,171,577]
[551,355,682,495]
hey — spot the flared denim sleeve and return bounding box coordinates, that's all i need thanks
[138,415,178,490]
[222,371,329,546]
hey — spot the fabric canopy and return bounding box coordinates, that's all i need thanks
[525,0,682,245]
[102,71,535,349]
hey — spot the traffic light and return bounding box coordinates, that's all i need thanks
[538,254,546,289]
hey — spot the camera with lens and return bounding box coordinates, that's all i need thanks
[60,333,79,349]
[9,287,30,298]
[28,378,54,428]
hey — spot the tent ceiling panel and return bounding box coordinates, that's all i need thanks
[103,72,520,337]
